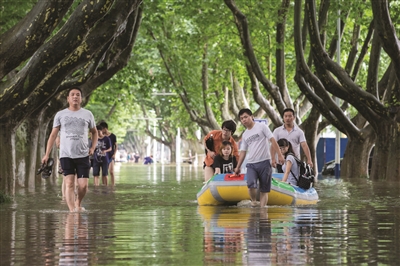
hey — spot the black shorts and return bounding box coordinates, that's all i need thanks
[60,157,91,178]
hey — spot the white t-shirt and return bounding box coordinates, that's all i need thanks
[240,122,274,164]
[53,108,96,159]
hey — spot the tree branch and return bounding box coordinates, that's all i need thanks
[0,0,74,79]
[305,0,387,118]
[224,0,286,114]
[0,0,115,112]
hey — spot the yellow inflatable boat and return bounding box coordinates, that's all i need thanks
[197,173,319,206]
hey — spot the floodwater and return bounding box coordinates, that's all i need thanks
[1,163,400,265]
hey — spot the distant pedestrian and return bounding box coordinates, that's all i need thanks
[99,121,118,186]
[93,125,112,186]
[144,155,153,165]
[134,153,140,163]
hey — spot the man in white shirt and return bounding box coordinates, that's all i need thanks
[272,108,313,172]
[234,109,284,208]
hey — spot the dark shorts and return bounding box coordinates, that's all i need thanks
[60,157,91,178]
[93,159,109,177]
[246,159,272,193]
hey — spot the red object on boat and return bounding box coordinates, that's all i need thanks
[224,174,245,181]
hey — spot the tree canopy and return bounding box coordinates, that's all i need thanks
[1,0,400,195]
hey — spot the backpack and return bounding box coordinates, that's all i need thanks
[204,134,214,154]
[288,153,315,190]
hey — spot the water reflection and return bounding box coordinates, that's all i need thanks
[199,206,320,265]
[59,213,91,265]
[1,164,400,265]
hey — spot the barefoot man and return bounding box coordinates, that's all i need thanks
[42,87,97,212]
[234,108,284,208]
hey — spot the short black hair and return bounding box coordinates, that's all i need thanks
[282,108,295,117]
[67,86,83,96]
[96,125,103,131]
[221,120,237,134]
[238,108,252,118]
[99,121,108,129]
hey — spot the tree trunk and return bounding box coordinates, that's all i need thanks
[15,120,36,188]
[0,2,143,194]
[369,122,400,180]
[387,127,400,180]
[7,109,54,191]
[341,140,374,179]
[0,126,16,195]
[300,107,319,172]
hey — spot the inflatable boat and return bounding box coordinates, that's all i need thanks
[196,173,319,206]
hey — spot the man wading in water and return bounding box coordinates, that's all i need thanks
[234,108,284,208]
[42,87,98,212]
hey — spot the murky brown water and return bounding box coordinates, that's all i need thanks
[1,163,400,265]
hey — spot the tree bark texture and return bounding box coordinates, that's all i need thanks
[224,0,400,179]
[0,1,143,195]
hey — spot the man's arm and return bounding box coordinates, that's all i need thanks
[271,130,279,166]
[270,144,277,168]
[113,134,118,158]
[301,141,313,167]
[103,137,112,153]
[270,137,284,165]
[89,127,98,156]
[234,150,247,175]
[42,127,60,164]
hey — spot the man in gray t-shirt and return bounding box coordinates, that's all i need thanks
[42,87,98,212]
[54,108,96,159]
[234,109,284,208]
[272,108,313,172]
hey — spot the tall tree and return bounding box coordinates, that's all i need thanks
[224,0,318,167]
[140,1,252,135]
[0,0,143,194]
[293,0,400,179]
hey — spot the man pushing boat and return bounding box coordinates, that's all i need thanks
[234,109,284,207]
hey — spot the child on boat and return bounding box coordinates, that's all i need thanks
[213,141,238,174]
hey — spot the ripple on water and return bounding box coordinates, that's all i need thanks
[1,164,400,265]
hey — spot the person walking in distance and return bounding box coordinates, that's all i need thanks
[272,108,313,172]
[234,109,284,208]
[99,121,117,186]
[93,125,112,186]
[42,87,98,212]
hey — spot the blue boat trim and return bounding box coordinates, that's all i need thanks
[210,185,224,202]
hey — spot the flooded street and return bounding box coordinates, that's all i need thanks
[1,163,400,265]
